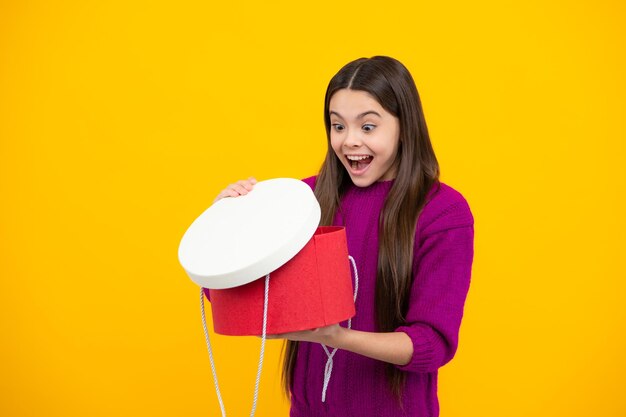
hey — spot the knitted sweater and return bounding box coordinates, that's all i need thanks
[289,175,475,417]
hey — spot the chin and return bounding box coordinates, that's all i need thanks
[347,175,375,187]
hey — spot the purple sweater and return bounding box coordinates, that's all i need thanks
[289,175,475,417]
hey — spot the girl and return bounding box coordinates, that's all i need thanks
[214,56,474,417]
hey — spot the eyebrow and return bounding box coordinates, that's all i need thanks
[329,110,382,119]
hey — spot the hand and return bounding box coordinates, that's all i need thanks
[262,323,345,347]
[213,176,257,204]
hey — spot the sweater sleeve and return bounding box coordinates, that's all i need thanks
[393,200,475,374]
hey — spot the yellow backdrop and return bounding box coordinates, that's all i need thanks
[1,1,624,416]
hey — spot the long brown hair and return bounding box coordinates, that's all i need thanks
[281,56,440,404]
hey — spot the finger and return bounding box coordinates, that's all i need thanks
[236,180,254,191]
[248,176,257,184]
[213,190,230,203]
[229,183,249,195]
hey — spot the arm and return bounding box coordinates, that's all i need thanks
[393,205,474,373]
[266,323,413,366]
[324,326,415,366]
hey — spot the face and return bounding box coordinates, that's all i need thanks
[329,89,401,187]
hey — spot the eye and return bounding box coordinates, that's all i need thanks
[331,123,345,132]
[362,124,376,132]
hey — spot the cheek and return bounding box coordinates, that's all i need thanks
[378,145,398,164]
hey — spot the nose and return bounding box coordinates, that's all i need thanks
[343,129,363,148]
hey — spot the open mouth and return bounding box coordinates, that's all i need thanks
[346,155,374,172]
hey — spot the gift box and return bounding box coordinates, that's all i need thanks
[178,178,357,336]
[206,226,355,335]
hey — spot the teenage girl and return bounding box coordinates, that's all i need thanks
[213,55,474,417]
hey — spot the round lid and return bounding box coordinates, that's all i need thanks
[178,177,321,289]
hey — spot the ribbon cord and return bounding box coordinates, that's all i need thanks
[321,255,359,402]
[199,254,359,410]
[200,272,271,417]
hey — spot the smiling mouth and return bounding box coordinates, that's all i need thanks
[346,155,374,171]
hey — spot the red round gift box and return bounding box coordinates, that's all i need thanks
[204,226,356,336]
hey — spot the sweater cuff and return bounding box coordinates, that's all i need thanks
[394,324,445,373]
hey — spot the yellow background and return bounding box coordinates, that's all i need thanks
[1,1,624,416]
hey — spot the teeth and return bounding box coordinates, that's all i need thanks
[346,155,372,161]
